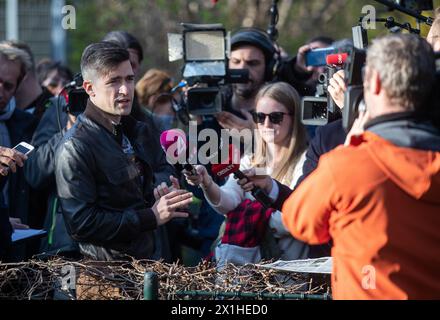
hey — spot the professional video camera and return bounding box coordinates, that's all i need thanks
[342,46,367,131]
[391,0,433,14]
[301,52,347,126]
[62,73,89,116]
[341,0,435,131]
[168,23,249,116]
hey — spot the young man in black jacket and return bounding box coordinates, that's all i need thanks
[55,42,193,261]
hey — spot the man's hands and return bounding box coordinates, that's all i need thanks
[215,110,254,131]
[0,147,27,176]
[328,70,346,110]
[152,175,193,226]
[153,175,181,201]
[152,189,193,226]
[237,168,273,194]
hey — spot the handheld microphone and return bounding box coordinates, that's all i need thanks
[326,53,348,66]
[211,145,273,209]
[160,129,196,175]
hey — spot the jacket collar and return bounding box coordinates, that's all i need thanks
[364,111,417,129]
[84,99,123,143]
[364,111,440,151]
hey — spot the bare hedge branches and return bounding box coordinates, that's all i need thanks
[0,257,330,300]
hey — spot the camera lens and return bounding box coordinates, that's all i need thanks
[318,73,328,84]
[312,102,327,119]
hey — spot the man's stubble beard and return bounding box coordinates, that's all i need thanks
[233,82,260,100]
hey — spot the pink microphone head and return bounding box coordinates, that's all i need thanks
[326,53,348,66]
[160,129,187,160]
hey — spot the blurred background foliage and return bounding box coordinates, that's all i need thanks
[65,0,439,78]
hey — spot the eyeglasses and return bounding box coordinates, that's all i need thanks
[251,111,293,125]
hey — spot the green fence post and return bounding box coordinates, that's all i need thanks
[144,272,158,300]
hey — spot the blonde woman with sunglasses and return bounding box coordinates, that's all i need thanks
[185,82,310,266]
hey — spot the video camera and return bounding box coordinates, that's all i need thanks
[342,0,436,131]
[342,45,440,133]
[342,46,367,131]
[62,73,89,116]
[391,0,433,14]
[302,0,436,130]
[301,51,347,126]
[168,23,249,116]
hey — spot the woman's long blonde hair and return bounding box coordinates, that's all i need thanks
[251,82,308,185]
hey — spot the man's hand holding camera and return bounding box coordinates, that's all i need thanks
[328,69,346,110]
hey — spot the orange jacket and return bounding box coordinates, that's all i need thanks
[282,131,440,300]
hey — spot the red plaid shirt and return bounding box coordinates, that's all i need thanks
[221,199,275,248]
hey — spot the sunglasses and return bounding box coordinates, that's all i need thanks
[251,111,293,125]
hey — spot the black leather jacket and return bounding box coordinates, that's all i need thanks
[55,101,163,260]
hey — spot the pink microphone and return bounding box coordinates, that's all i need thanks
[160,129,187,158]
[160,129,196,175]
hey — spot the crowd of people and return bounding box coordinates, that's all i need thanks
[0,7,440,300]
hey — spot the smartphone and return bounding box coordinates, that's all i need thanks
[13,142,35,156]
[305,47,335,67]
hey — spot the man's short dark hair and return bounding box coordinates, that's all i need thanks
[37,59,73,85]
[80,41,130,80]
[102,31,144,63]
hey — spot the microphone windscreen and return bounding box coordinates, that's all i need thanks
[160,129,187,159]
[326,53,348,65]
[211,144,241,179]
[211,163,240,179]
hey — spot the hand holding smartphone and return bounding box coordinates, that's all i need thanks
[0,142,34,176]
[13,142,35,156]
